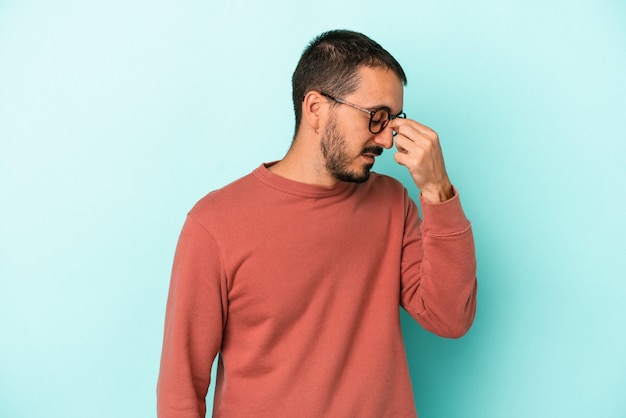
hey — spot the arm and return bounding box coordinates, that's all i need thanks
[400,190,477,338]
[157,215,228,417]
[390,118,477,337]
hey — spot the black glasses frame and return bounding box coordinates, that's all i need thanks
[319,91,406,135]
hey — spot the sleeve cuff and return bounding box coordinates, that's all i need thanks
[419,186,471,235]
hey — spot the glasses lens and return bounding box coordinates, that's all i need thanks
[369,109,390,134]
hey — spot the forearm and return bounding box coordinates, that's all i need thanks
[157,216,226,417]
[401,190,478,338]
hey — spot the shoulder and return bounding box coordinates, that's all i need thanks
[188,170,259,223]
[368,171,404,187]
[366,172,409,198]
[364,172,419,218]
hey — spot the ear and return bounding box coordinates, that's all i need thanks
[302,91,324,133]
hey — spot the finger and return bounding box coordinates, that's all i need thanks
[393,148,411,167]
[393,134,412,154]
[395,141,408,154]
[394,132,428,154]
[392,125,437,151]
[393,145,424,169]
[389,118,435,137]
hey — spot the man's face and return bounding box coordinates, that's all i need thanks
[320,66,404,183]
[320,112,381,183]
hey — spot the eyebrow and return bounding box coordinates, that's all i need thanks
[367,103,403,116]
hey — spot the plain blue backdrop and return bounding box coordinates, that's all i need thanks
[1,1,624,417]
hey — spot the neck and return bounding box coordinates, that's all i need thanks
[268,130,339,188]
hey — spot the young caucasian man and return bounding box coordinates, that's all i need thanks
[157,29,477,418]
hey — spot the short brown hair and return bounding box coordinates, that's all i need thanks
[291,30,407,135]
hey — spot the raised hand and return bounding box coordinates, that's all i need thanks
[389,118,454,203]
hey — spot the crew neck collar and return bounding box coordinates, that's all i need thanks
[253,162,353,198]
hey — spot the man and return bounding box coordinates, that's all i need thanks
[157,29,477,417]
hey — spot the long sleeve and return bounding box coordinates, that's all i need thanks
[400,188,478,338]
[157,167,475,417]
[157,215,229,418]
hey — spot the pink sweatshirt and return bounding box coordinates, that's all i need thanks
[157,164,477,417]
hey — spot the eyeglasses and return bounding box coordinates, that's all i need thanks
[319,91,406,136]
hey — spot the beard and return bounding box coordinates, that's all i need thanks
[320,116,383,183]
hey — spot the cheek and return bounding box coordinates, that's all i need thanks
[341,122,374,147]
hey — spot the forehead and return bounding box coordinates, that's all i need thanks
[348,66,404,112]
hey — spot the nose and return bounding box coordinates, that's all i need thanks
[373,126,394,149]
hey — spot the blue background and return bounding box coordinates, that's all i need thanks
[1,1,624,417]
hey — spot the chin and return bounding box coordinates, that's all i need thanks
[335,164,373,183]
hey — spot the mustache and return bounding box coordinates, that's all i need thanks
[361,146,383,156]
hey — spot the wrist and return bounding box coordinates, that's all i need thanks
[420,181,454,203]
